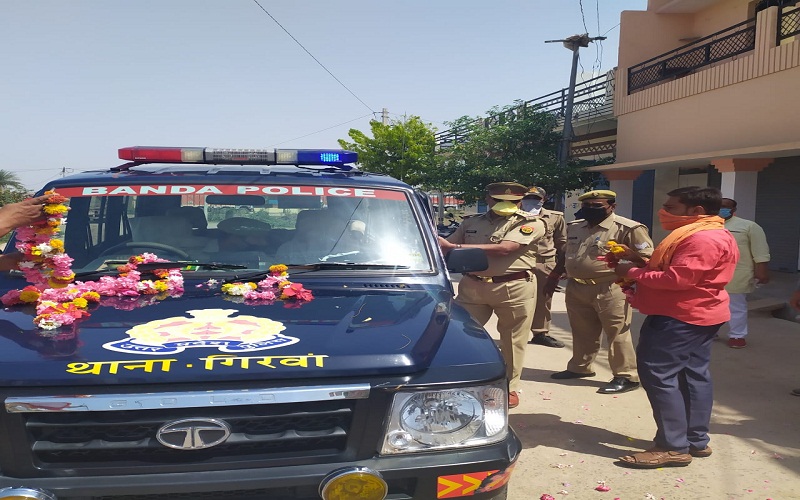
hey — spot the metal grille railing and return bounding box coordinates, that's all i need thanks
[780,5,800,42]
[434,70,615,149]
[627,18,756,94]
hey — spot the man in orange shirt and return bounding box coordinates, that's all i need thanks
[610,187,738,469]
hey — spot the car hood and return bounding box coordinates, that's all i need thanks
[0,286,453,387]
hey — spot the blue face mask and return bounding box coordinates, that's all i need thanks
[718,208,733,219]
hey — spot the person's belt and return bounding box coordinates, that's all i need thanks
[570,275,619,285]
[468,270,534,284]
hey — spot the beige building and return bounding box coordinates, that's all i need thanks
[591,0,800,271]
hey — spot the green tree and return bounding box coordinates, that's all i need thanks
[0,170,29,209]
[338,116,439,188]
[0,170,25,195]
[438,103,597,204]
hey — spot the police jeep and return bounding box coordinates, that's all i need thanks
[0,147,521,500]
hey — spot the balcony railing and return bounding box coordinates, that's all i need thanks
[779,4,800,42]
[435,71,614,149]
[627,18,756,94]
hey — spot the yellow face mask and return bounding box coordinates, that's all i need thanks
[491,201,518,217]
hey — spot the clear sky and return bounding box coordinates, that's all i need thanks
[1,0,645,191]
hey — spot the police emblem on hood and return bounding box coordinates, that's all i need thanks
[102,308,299,355]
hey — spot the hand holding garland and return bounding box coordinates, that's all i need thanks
[0,194,56,238]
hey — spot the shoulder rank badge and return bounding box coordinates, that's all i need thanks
[520,225,534,235]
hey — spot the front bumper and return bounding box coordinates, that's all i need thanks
[0,430,521,500]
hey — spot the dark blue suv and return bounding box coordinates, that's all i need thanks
[0,147,520,500]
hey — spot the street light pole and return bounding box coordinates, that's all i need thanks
[545,34,606,211]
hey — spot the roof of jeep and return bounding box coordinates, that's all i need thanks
[42,164,413,191]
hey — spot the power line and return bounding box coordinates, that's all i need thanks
[387,111,449,127]
[269,113,374,147]
[578,0,589,34]
[593,0,603,74]
[602,23,621,37]
[250,0,376,114]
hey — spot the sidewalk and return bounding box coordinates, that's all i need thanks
[460,272,800,499]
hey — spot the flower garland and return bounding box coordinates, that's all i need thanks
[2,192,313,330]
[599,240,637,294]
[2,251,184,330]
[219,264,314,304]
[12,190,74,289]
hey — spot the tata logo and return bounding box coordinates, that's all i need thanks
[156,418,231,450]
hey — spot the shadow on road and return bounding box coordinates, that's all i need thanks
[510,412,652,460]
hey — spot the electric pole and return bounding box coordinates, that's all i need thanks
[545,33,606,210]
[381,108,389,125]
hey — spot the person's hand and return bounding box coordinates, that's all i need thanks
[614,262,638,277]
[755,270,770,285]
[0,252,26,271]
[790,290,800,311]
[543,272,563,296]
[0,194,54,235]
[438,236,457,253]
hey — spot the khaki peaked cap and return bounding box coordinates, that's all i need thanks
[486,182,527,200]
[578,189,617,201]
[524,186,547,199]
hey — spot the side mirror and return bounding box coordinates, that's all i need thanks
[445,247,488,273]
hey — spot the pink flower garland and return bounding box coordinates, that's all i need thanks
[2,193,312,330]
[1,191,183,330]
[219,264,314,304]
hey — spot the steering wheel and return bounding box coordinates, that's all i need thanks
[99,241,190,259]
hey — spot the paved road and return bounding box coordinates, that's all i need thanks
[467,273,800,500]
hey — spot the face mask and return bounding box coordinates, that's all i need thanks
[521,199,543,214]
[575,206,608,223]
[657,208,700,230]
[718,208,733,219]
[491,201,518,217]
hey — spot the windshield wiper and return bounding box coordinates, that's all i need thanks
[74,261,247,280]
[222,263,410,284]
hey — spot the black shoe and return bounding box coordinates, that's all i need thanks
[551,370,596,380]
[529,333,565,348]
[597,377,640,394]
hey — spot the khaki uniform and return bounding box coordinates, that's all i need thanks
[531,208,566,335]
[448,210,545,391]
[564,213,653,381]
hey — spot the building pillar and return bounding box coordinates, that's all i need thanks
[651,167,681,243]
[603,170,643,219]
[712,158,773,221]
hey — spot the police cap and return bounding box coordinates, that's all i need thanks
[577,189,617,201]
[486,182,527,201]
[524,186,547,199]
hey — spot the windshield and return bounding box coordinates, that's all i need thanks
[32,183,433,273]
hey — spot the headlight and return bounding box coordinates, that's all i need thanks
[380,383,508,454]
[0,488,57,500]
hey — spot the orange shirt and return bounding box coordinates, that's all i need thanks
[625,230,739,326]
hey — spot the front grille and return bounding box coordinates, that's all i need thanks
[22,400,354,469]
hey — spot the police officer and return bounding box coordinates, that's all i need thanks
[521,186,567,348]
[439,182,545,408]
[549,189,653,394]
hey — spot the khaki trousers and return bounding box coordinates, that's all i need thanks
[564,279,638,381]
[456,275,536,392]
[531,259,557,335]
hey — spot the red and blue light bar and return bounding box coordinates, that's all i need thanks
[118,147,358,167]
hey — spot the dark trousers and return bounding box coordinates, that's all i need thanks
[637,315,723,452]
